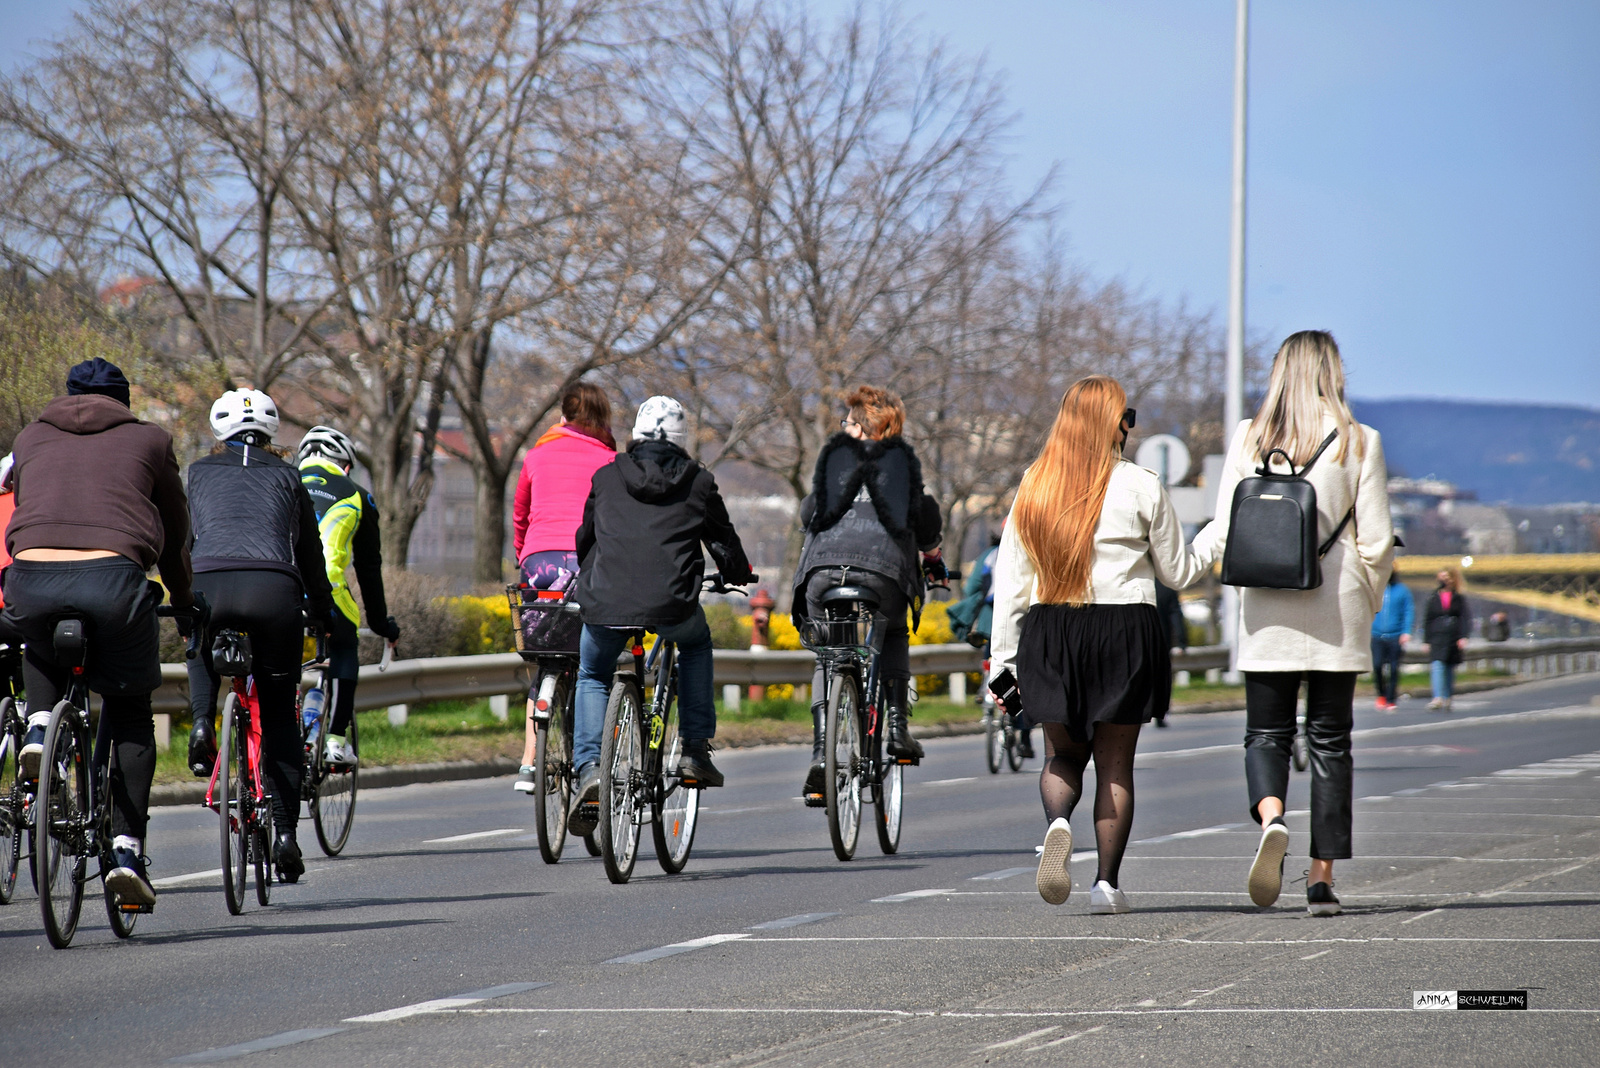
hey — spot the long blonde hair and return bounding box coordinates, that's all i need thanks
[1248,330,1364,467]
[1012,375,1127,605]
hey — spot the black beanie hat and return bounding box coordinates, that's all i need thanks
[66,357,132,407]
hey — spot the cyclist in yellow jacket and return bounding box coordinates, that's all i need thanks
[297,427,399,766]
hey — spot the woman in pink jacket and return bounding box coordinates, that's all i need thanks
[511,382,616,793]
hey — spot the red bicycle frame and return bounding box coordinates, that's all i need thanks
[204,676,268,812]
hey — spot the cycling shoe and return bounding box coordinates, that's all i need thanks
[274,831,304,883]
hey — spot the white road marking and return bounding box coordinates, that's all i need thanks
[1300,950,1333,960]
[169,1027,348,1063]
[745,935,1600,945]
[344,983,549,1023]
[1180,982,1237,1007]
[971,866,1035,881]
[872,888,954,903]
[151,869,223,888]
[605,932,752,963]
[424,828,522,843]
[1030,1024,1107,1048]
[1134,824,1244,845]
[459,1005,1599,1017]
[922,777,976,786]
[984,1026,1058,1049]
[749,913,838,930]
[1401,908,1445,925]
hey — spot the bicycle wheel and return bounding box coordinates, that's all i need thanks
[217,693,248,915]
[36,702,87,948]
[823,671,863,861]
[1006,721,1026,772]
[875,759,904,855]
[533,676,570,865]
[1292,730,1309,773]
[652,685,700,875]
[313,706,357,856]
[583,831,601,856]
[0,707,19,904]
[254,804,273,905]
[983,712,1003,775]
[597,679,642,884]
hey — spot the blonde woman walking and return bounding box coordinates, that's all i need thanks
[1193,330,1395,916]
[991,376,1215,914]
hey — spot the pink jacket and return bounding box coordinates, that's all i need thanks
[512,425,616,560]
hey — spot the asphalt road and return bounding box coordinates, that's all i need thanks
[4,673,1598,1067]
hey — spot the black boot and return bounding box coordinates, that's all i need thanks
[884,678,924,763]
[188,715,217,778]
[802,702,826,802]
[274,829,304,883]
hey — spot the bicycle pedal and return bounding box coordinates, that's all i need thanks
[118,901,153,914]
[895,756,919,766]
[802,792,826,808]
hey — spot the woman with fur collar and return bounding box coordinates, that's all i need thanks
[791,386,944,800]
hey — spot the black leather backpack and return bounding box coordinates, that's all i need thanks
[1220,430,1354,591]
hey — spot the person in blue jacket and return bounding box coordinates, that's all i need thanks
[1370,569,1414,711]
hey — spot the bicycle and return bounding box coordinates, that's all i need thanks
[506,583,583,864]
[200,626,281,914]
[980,667,1026,775]
[296,621,381,857]
[34,602,203,947]
[0,642,32,903]
[594,573,753,884]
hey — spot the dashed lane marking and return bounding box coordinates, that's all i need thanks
[151,869,224,889]
[1300,950,1333,960]
[749,913,838,930]
[983,1026,1059,1049]
[871,888,954,903]
[737,934,1600,945]
[453,1005,1600,1018]
[1133,824,1244,845]
[605,932,751,963]
[343,982,550,1023]
[169,1028,348,1063]
[921,777,976,786]
[424,828,523,843]
[971,866,1035,881]
[1401,908,1445,925]
[1030,1024,1107,1048]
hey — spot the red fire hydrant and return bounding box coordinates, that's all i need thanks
[748,587,775,700]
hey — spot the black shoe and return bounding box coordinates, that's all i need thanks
[567,763,600,836]
[802,703,826,799]
[104,839,157,908]
[1307,880,1342,916]
[678,741,724,788]
[188,717,217,777]
[1154,716,1170,729]
[274,831,304,883]
[884,678,923,763]
[1016,731,1035,760]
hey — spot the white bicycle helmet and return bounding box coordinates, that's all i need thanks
[209,388,279,442]
[297,425,357,467]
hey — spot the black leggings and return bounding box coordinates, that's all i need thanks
[1038,721,1141,888]
[1244,671,1355,860]
[188,571,305,832]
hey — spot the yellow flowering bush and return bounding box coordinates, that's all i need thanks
[443,594,516,656]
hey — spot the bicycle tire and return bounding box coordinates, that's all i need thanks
[597,678,642,884]
[983,713,1002,775]
[824,670,863,861]
[652,671,699,875]
[217,692,248,915]
[0,706,19,903]
[1292,731,1309,773]
[533,673,570,865]
[1006,722,1025,772]
[254,806,272,905]
[36,700,87,948]
[313,703,357,856]
[583,831,601,856]
[875,759,904,855]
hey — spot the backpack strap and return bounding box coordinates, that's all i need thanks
[1318,506,1355,558]
[1298,430,1340,476]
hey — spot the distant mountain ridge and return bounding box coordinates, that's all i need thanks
[1351,398,1600,505]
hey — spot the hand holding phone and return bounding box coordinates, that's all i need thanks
[987,667,1022,716]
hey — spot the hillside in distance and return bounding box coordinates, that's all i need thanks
[1351,398,1600,505]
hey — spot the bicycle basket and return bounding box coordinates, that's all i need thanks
[799,606,871,650]
[211,629,253,677]
[506,583,581,654]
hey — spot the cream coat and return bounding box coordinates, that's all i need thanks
[1191,414,1396,673]
[991,459,1217,675]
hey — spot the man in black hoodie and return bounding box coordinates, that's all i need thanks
[567,397,754,832]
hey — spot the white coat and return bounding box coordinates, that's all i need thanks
[1192,413,1396,674]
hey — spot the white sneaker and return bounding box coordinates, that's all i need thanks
[1035,818,1073,905]
[323,735,358,768]
[1248,820,1290,907]
[18,710,49,779]
[513,765,536,794]
[1089,880,1130,914]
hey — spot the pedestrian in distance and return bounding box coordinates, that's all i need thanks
[1370,568,1415,711]
[791,385,945,800]
[1424,567,1470,712]
[991,375,1217,915]
[566,396,755,835]
[1192,330,1396,917]
[507,382,617,794]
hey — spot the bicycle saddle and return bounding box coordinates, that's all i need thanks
[52,618,88,668]
[819,586,879,612]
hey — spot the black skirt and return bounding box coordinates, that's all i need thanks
[1016,602,1171,742]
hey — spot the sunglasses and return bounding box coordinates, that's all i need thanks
[1122,408,1136,429]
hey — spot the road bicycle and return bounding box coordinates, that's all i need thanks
[507,583,583,864]
[34,602,202,947]
[980,684,1027,775]
[296,622,378,857]
[0,642,33,904]
[201,626,280,914]
[595,573,752,884]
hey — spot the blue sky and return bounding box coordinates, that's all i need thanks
[6,1,1597,406]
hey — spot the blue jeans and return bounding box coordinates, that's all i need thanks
[1430,660,1455,700]
[1370,635,1403,702]
[573,607,716,772]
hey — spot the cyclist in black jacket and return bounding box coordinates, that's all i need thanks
[185,389,336,882]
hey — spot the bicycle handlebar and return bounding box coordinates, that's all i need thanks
[158,600,208,660]
[356,627,396,672]
[704,571,758,597]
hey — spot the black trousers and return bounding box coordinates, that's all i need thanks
[327,613,359,736]
[188,570,305,832]
[1,558,162,839]
[1244,671,1356,860]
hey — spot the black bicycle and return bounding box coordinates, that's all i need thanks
[35,603,203,947]
[0,642,31,903]
[596,573,752,884]
[506,584,584,864]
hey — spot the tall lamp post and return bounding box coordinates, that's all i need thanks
[1221,0,1249,681]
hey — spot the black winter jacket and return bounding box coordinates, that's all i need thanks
[187,444,337,622]
[574,439,754,627]
[1424,587,1471,666]
[791,433,941,622]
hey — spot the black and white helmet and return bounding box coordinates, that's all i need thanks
[297,425,357,467]
[209,389,279,442]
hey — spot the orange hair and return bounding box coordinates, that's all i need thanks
[845,385,905,440]
[1012,375,1128,605]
